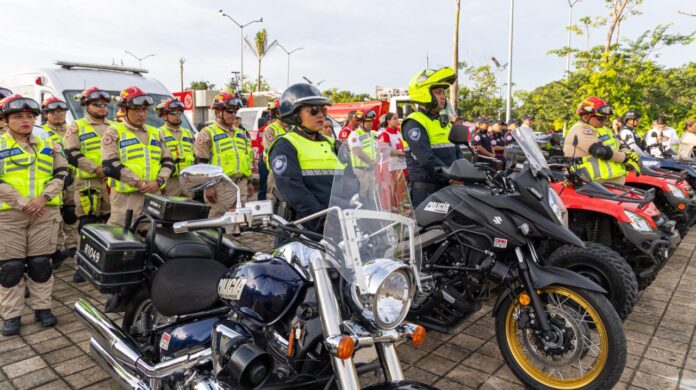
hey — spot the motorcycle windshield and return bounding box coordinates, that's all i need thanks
[513,126,550,175]
[323,143,422,294]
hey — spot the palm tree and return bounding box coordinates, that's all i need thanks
[245,29,277,92]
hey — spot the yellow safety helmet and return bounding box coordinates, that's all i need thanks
[407,67,456,107]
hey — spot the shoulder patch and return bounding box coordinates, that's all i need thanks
[271,155,288,175]
[407,128,421,141]
[102,134,113,145]
[583,128,594,135]
[474,135,481,142]
[491,140,497,145]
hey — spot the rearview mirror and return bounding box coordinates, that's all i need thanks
[179,164,225,193]
[448,124,470,145]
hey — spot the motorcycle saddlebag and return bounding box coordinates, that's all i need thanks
[76,224,147,294]
[143,193,210,223]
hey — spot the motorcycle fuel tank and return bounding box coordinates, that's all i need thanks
[218,258,308,326]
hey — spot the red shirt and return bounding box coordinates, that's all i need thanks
[338,125,354,140]
[377,127,404,152]
[253,125,266,159]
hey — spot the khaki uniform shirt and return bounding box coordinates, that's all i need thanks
[101,120,173,187]
[64,113,111,175]
[0,132,68,210]
[262,120,290,152]
[563,121,626,163]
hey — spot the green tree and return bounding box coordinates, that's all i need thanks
[187,80,215,90]
[239,76,271,93]
[323,88,371,103]
[455,62,505,119]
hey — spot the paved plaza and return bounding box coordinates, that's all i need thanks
[2,233,696,389]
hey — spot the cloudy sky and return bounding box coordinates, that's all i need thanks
[0,0,693,95]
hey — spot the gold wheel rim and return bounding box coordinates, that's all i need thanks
[505,286,609,389]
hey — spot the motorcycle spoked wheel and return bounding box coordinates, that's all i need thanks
[495,285,626,390]
[122,288,171,355]
[547,243,638,320]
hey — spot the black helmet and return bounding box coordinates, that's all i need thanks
[0,87,11,100]
[622,110,642,122]
[279,83,331,126]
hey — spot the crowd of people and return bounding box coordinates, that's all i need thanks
[0,66,694,337]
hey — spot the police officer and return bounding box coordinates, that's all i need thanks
[401,67,463,207]
[618,110,648,156]
[261,99,290,202]
[562,96,640,185]
[155,98,195,197]
[41,97,78,267]
[0,95,69,335]
[194,93,253,217]
[471,118,495,158]
[268,83,343,234]
[490,120,507,164]
[101,87,174,227]
[347,110,379,197]
[0,88,12,136]
[64,87,113,282]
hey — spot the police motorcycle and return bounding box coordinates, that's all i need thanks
[407,126,626,389]
[74,163,437,390]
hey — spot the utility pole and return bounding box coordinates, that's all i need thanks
[123,50,155,69]
[505,0,515,123]
[566,0,581,78]
[219,10,263,92]
[179,58,185,91]
[450,0,461,107]
[491,57,508,120]
[277,43,303,88]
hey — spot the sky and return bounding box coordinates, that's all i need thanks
[0,0,694,96]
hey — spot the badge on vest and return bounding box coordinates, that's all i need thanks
[150,139,161,146]
[272,155,288,175]
[408,128,421,141]
[39,147,54,157]
[119,139,139,148]
[182,137,194,143]
[79,132,97,141]
[0,148,22,160]
[598,134,610,141]
[214,134,229,141]
[164,136,176,142]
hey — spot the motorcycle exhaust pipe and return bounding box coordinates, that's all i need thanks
[74,298,213,387]
[89,338,148,390]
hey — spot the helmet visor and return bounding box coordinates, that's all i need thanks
[129,95,154,107]
[0,88,11,99]
[596,105,613,117]
[3,98,40,114]
[166,100,185,110]
[85,90,111,102]
[45,101,68,111]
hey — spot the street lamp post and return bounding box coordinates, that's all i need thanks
[219,10,263,92]
[566,0,581,78]
[491,57,508,120]
[123,50,155,69]
[277,44,303,88]
[505,0,515,123]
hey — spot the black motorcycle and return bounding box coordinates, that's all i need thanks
[406,126,626,389]
[74,164,436,389]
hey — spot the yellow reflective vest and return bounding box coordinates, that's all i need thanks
[203,124,253,177]
[108,124,163,193]
[281,132,344,175]
[404,111,453,152]
[0,134,61,210]
[160,125,195,177]
[350,128,378,168]
[74,118,102,179]
[574,124,627,181]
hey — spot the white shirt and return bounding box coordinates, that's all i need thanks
[645,127,678,158]
[679,132,696,160]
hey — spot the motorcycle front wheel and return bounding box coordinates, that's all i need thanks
[495,285,626,390]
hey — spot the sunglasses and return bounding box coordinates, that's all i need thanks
[224,109,239,114]
[90,101,109,108]
[45,102,68,112]
[306,106,327,116]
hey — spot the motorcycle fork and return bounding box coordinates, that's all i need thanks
[514,247,553,335]
[309,256,361,390]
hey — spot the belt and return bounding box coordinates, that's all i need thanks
[409,181,441,191]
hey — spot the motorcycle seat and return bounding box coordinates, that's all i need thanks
[151,257,227,316]
[194,230,255,268]
[153,229,213,260]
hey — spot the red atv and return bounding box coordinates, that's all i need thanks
[548,160,680,291]
[624,168,696,238]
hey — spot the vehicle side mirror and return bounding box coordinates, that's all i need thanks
[179,164,225,192]
[449,125,470,145]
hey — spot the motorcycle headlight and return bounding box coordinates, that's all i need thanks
[667,183,686,199]
[356,259,415,330]
[547,187,568,227]
[624,210,652,232]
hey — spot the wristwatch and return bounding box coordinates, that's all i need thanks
[157,177,165,187]
[42,194,51,201]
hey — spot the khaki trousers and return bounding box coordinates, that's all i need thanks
[163,176,192,199]
[0,208,60,319]
[107,191,146,228]
[207,177,248,217]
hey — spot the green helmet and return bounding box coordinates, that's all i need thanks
[407,67,456,108]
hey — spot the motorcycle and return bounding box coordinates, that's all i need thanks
[74,163,437,389]
[406,126,627,389]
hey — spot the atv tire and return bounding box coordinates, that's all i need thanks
[548,242,638,320]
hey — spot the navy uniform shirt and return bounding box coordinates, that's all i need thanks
[402,111,463,184]
[470,128,493,153]
[491,131,506,157]
[268,130,338,233]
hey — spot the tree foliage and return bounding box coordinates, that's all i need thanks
[322,88,371,103]
[455,62,506,119]
[187,80,215,90]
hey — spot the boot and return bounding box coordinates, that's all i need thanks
[52,248,77,270]
[2,317,21,336]
[72,271,85,283]
[34,310,57,327]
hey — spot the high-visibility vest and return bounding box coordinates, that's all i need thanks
[404,111,453,152]
[574,124,627,181]
[267,121,288,139]
[160,125,195,176]
[351,128,378,169]
[43,124,64,145]
[108,123,163,193]
[203,124,253,177]
[280,132,344,176]
[74,118,102,179]
[0,134,61,210]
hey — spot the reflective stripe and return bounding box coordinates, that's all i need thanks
[302,169,342,176]
[432,143,455,149]
[37,166,52,175]
[5,166,25,172]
